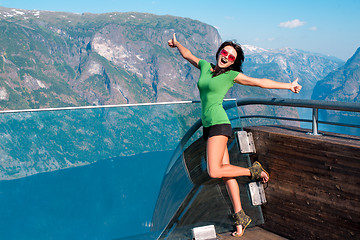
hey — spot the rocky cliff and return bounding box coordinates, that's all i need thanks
[241,45,344,99]
[0,7,221,110]
[311,47,360,126]
[312,47,360,102]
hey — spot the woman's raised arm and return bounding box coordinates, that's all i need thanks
[234,73,302,93]
[168,33,201,68]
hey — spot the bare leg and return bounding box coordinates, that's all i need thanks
[207,135,269,181]
[225,177,245,236]
[207,135,251,178]
[218,139,244,235]
[206,135,268,235]
[220,147,242,212]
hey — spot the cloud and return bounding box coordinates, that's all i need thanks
[279,19,306,29]
[309,26,317,31]
[225,16,234,20]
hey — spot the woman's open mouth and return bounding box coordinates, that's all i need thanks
[221,57,228,64]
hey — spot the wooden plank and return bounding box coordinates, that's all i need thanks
[243,126,360,240]
[217,226,288,240]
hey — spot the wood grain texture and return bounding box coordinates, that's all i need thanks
[244,126,360,240]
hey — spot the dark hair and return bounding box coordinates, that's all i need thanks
[212,41,245,77]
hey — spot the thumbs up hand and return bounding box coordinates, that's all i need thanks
[290,78,302,93]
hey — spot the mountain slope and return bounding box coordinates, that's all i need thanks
[241,45,344,99]
[312,47,360,102]
[0,7,221,109]
[311,47,360,130]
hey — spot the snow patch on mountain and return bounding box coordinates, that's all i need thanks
[0,87,8,100]
[242,44,269,54]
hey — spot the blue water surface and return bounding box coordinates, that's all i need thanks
[299,108,360,136]
[0,150,173,240]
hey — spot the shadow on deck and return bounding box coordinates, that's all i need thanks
[218,226,288,240]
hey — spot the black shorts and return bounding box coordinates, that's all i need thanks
[203,124,232,140]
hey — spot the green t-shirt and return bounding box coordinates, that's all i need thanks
[197,59,239,127]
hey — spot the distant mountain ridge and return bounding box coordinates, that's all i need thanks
[0,6,345,110]
[240,45,344,99]
[312,47,360,102]
[311,47,360,131]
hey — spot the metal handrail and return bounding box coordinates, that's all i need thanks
[232,115,360,129]
[234,98,360,112]
[231,98,360,135]
[184,98,360,152]
[167,97,360,174]
[0,100,201,114]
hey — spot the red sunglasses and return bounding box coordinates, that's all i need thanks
[220,49,236,62]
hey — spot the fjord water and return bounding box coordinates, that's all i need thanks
[0,102,203,239]
[298,108,360,136]
[0,150,171,239]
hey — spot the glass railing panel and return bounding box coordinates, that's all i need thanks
[318,108,360,136]
[151,99,265,239]
[236,104,301,129]
[236,101,360,137]
[0,101,201,240]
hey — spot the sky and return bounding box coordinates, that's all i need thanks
[0,0,359,61]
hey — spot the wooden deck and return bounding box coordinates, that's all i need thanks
[154,125,360,239]
[244,126,360,240]
[217,227,288,240]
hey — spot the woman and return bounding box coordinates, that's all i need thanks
[168,33,301,237]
